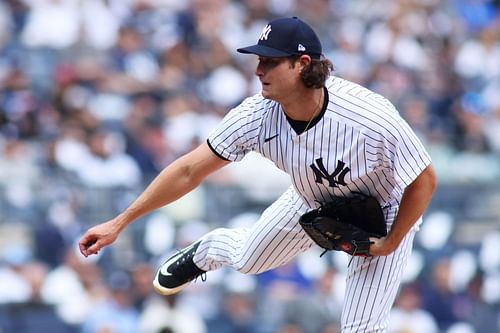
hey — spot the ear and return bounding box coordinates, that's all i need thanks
[297,54,312,71]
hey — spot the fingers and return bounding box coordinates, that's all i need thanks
[79,234,100,257]
[78,221,118,257]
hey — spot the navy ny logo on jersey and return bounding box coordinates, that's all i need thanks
[310,158,350,187]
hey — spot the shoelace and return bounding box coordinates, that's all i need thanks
[170,248,205,281]
[197,272,207,282]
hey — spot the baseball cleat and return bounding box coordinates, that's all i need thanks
[153,241,205,295]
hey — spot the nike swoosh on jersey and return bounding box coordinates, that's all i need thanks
[264,134,279,143]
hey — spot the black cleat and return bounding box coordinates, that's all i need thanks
[153,241,205,295]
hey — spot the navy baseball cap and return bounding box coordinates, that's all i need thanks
[237,17,322,60]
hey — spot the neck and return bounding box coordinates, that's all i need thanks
[281,87,324,121]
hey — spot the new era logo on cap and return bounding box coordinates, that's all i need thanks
[237,17,322,59]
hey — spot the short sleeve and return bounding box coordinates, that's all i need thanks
[389,114,432,188]
[207,95,265,162]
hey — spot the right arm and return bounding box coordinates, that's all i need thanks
[79,142,230,257]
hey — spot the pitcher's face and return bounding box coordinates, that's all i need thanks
[255,56,303,101]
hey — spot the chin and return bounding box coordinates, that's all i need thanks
[261,89,276,101]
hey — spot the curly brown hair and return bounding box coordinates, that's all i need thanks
[288,56,334,88]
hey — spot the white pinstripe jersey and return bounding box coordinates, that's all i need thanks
[207,76,431,224]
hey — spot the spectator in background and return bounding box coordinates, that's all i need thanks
[161,92,222,158]
[53,126,142,188]
[0,257,72,333]
[0,245,33,304]
[280,268,343,333]
[1,1,500,333]
[389,283,439,333]
[205,290,257,333]
[104,24,159,94]
[254,261,313,332]
[462,271,500,333]
[129,262,156,311]
[421,258,468,332]
[19,0,79,95]
[454,25,500,84]
[0,138,40,218]
[78,129,142,188]
[0,2,12,45]
[139,293,207,333]
[40,247,100,327]
[79,0,121,51]
[453,92,491,153]
[124,94,169,180]
[81,271,140,333]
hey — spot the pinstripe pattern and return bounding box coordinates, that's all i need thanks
[201,75,431,332]
[194,187,314,274]
[209,76,430,208]
[341,222,418,332]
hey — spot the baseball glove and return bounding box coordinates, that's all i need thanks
[299,193,387,257]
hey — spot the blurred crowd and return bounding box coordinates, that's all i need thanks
[0,0,500,332]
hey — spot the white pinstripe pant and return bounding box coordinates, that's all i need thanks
[193,187,417,333]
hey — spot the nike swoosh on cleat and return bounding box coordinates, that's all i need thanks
[264,134,279,143]
[159,246,193,276]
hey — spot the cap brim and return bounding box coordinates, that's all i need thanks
[237,44,291,57]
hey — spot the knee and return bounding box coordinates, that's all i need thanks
[232,253,266,275]
[201,227,230,244]
[199,227,266,275]
[235,264,260,275]
[202,228,258,274]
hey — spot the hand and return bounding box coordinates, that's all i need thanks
[368,236,397,257]
[79,219,122,257]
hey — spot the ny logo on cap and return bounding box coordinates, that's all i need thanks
[298,43,306,51]
[259,24,272,41]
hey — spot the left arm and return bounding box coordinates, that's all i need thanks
[370,164,437,256]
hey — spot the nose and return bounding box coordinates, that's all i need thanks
[255,63,264,77]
